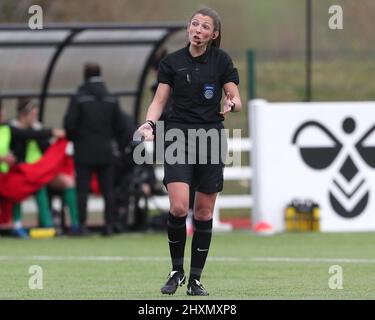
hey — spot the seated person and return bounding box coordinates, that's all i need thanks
[8,98,78,237]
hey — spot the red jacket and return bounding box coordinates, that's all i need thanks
[0,139,71,224]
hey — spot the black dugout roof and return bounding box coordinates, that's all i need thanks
[0,23,186,124]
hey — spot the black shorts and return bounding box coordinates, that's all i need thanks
[162,122,227,194]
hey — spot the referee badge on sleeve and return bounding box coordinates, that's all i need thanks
[203,84,215,100]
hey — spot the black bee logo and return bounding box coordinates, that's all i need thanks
[292,117,375,218]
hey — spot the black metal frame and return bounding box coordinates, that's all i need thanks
[0,23,185,123]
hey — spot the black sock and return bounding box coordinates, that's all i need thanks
[167,212,187,273]
[189,218,213,282]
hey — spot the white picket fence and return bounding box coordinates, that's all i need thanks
[24,137,253,231]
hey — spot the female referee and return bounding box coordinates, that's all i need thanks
[137,7,242,296]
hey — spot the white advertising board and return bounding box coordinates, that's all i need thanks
[249,99,375,232]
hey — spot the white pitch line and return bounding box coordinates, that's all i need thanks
[250,257,375,264]
[0,256,375,264]
[0,256,169,262]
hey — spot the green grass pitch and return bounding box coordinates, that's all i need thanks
[1,231,375,299]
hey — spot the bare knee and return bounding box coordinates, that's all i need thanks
[170,202,189,217]
[167,182,190,217]
[194,207,213,221]
[60,175,75,188]
[50,174,75,190]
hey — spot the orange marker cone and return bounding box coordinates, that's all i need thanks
[253,221,274,235]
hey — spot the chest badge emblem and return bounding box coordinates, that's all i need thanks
[203,84,215,99]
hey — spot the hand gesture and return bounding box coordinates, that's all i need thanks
[1,153,16,166]
[52,129,66,139]
[137,121,154,141]
[219,92,235,116]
